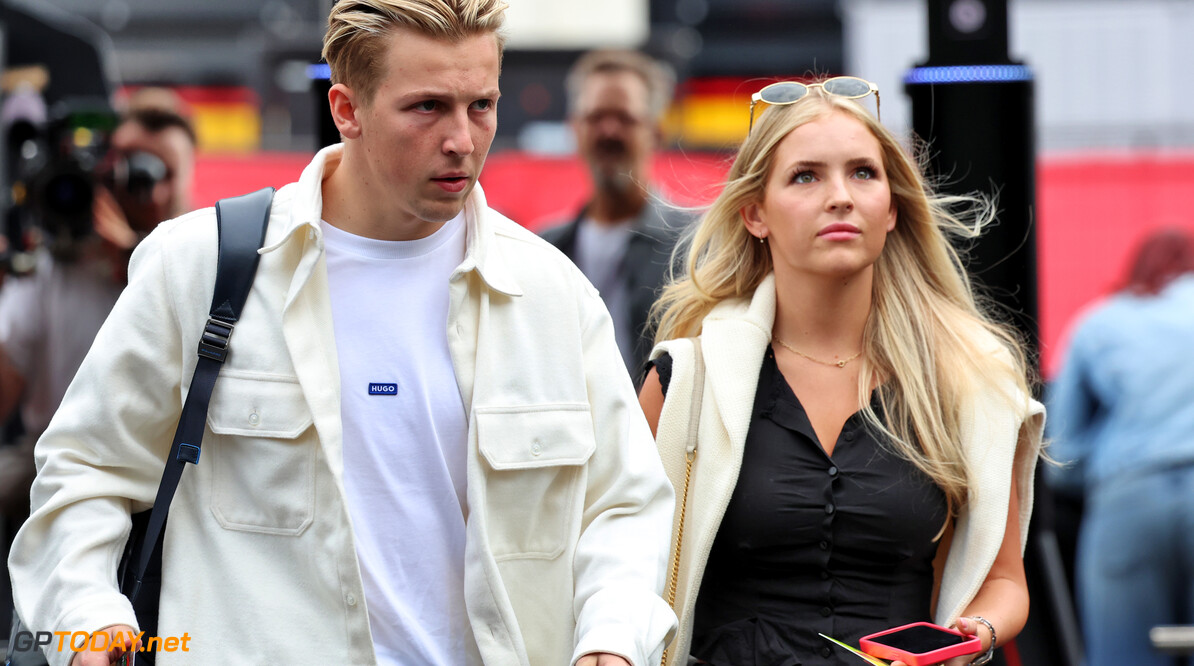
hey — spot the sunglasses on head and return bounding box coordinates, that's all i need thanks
[749,76,881,131]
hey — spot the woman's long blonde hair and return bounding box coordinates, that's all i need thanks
[651,90,1033,519]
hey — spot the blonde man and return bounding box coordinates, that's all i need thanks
[9,2,676,665]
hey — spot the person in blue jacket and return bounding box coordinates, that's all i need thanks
[1048,227,1194,666]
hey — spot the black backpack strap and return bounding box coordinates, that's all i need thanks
[125,187,274,603]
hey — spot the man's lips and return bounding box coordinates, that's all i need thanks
[431,173,469,193]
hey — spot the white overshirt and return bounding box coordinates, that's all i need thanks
[9,145,677,666]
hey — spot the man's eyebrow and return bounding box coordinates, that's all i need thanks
[401,89,501,100]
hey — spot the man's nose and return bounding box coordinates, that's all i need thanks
[595,114,628,137]
[442,109,475,156]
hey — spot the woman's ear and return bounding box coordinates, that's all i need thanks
[741,202,768,241]
[328,83,362,139]
[886,202,898,233]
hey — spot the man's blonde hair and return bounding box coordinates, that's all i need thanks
[322,0,508,105]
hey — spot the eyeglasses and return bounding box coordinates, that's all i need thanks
[749,77,881,131]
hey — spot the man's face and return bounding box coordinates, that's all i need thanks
[347,27,501,228]
[571,70,656,194]
[108,121,194,231]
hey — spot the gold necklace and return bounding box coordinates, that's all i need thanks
[772,336,862,369]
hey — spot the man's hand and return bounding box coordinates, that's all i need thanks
[576,652,633,666]
[91,185,142,283]
[69,625,140,666]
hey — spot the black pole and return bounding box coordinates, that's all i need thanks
[906,0,1038,349]
[905,2,1083,665]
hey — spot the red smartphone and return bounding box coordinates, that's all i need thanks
[859,622,981,666]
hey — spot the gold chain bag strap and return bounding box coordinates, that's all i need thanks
[662,337,705,666]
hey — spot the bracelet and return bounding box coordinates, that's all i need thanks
[968,616,997,665]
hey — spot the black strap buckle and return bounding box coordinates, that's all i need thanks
[197,317,234,362]
[177,443,201,464]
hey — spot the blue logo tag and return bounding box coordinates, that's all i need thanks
[368,383,398,395]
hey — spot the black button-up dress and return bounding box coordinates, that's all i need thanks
[654,346,948,666]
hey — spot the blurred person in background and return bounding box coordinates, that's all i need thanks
[541,49,687,383]
[0,95,196,561]
[639,79,1044,666]
[1047,227,1194,666]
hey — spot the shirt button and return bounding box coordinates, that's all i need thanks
[820,606,832,617]
[820,647,832,658]
[819,541,829,551]
[844,430,855,441]
[346,594,357,607]
[531,441,543,456]
[828,466,838,476]
[820,570,830,580]
[824,503,835,514]
[248,412,260,426]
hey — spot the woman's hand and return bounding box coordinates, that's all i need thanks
[886,616,992,666]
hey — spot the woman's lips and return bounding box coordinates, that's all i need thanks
[818,223,861,241]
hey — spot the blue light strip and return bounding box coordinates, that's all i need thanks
[307,63,331,81]
[904,64,1033,85]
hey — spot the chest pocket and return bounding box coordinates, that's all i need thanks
[477,405,595,560]
[206,374,316,535]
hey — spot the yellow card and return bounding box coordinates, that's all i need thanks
[818,633,891,666]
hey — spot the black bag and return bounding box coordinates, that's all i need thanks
[5,187,274,666]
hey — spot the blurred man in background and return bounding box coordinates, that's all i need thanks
[541,49,687,383]
[0,97,196,529]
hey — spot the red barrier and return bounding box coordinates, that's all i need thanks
[191,149,1194,376]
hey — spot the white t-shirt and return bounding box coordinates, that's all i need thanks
[0,251,124,436]
[321,214,478,665]
[575,217,634,368]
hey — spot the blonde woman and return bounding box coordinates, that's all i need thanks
[639,80,1044,666]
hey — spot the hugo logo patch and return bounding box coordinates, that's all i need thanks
[368,383,398,395]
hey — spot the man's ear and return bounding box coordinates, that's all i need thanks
[328,83,362,140]
[741,202,768,240]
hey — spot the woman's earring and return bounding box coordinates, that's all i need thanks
[758,236,766,244]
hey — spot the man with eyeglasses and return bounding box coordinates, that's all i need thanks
[541,49,689,386]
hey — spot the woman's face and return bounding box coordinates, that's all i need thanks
[742,111,897,282]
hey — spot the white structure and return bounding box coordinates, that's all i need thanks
[504,0,648,50]
[842,0,1194,152]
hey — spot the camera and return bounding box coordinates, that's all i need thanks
[3,93,170,271]
[6,98,117,262]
